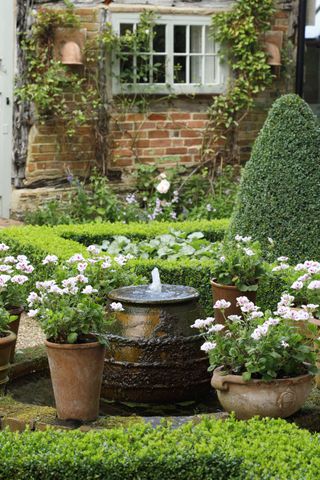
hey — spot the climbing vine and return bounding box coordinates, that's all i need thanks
[16,3,100,136]
[201,0,275,171]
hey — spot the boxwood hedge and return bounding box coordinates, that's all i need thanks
[1,417,320,479]
[230,94,320,262]
[0,220,284,313]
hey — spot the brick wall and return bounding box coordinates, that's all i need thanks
[24,7,101,185]
[18,1,295,205]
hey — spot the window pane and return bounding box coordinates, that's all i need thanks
[205,56,215,84]
[174,56,186,83]
[120,55,134,83]
[153,55,166,83]
[137,55,150,83]
[205,26,215,53]
[190,26,202,53]
[153,25,166,52]
[174,25,186,53]
[120,24,134,52]
[190,56,202,83]
[120,23,134,36]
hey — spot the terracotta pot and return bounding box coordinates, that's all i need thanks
[0,331,16,386]
[7,306,23,363]
[46,338,106,421]
[210,280,257,323]
[289,309,320,389]
[211,366,314,420]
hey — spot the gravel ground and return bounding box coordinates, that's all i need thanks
[16,313,45,351]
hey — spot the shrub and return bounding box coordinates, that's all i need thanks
[229,94,320,262]
[0,221,284,314]
[2,417,320,479]
[0,421,241,480]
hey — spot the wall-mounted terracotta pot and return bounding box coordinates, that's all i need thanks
[46,337,106,421]
[211,366,314,420]
[210,280,257,323]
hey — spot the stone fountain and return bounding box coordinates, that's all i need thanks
[103,269,210,403]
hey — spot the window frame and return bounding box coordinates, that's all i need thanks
[110,12,228,95]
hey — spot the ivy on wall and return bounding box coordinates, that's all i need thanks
[201,0,275,171]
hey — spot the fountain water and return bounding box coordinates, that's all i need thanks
[149,267,162,292]
[104,270,210,403]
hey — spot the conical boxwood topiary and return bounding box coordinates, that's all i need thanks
[229,94,320,262]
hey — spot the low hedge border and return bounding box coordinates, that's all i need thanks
[1,417,320,479]
[0,220,285,312]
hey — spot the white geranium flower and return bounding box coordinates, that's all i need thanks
[87,245,100,255]
[42,255,58,265]
[11,275,29,285]
[308,280,320,290]
[213,299,231,310]
[208,324,225,333]
[110,302,124,312]
[82,285,98,295]
[156,179,171,194]
[200,341,217,352]
[0,243,9,251]
[244,248,254,257]
[27,309,38,318]
[291,281,304,290]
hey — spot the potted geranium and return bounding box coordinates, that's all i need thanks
[28,276,115,422]
[211,236,265,322]
[0,303,17,385]
[192,295,317,419]
[0,243,35,361]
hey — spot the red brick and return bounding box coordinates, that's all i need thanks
[149,139,172,148]
[184,138,203,146]
[192,113,208,120]
[186,121,206,129]
[148,130,170,139]
[166,147,188,155]
[170,113,192,121]
[125,113,146,122]
[181,130,201,138]
[148,113,167,121]
[135,140,150,148]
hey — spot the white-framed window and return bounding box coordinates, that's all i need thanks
[111,13,227,95]
[306,0,320,38]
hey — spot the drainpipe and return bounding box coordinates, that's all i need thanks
[296,0,307,96]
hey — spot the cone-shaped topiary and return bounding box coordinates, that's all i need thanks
[229,94,320,262]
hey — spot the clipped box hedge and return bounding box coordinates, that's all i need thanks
[1,417,320,479]
[0,220,284,313]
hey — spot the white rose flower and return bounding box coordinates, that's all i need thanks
[156,179,171,194]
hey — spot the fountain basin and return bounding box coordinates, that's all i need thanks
[103,285,210,403]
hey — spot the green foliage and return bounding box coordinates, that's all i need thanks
[15,6,100,136]
[0,305,14,337]
[0,220,282,315]
[2,417,320,479]
[229,94,320,262]
[100,230,219,261]
[203,0,274,166]
[197,299,317,380]
[212,236,266,291]
[24,167,239,226]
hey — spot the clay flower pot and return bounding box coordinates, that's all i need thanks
[46,338,106,421]
[210,280,257,323]
[211,366,314,420]
[0,331,17,386]
[7,306,24,363]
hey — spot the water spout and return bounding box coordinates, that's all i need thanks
[149,267,162,292]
